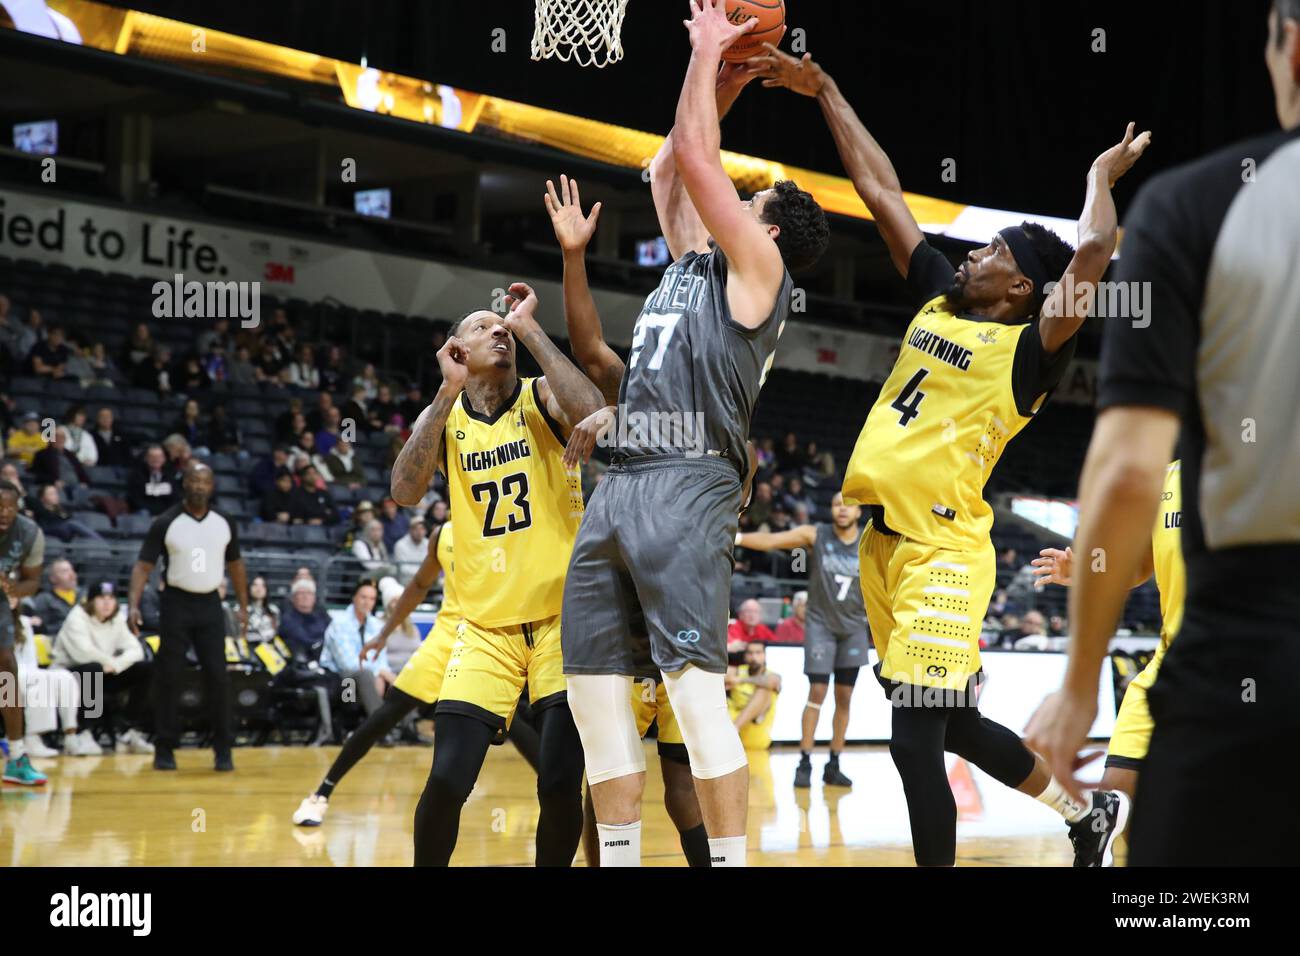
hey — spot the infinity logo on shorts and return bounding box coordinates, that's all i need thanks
[926,664,948,678]
[674,629,701,644]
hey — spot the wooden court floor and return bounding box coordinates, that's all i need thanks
[2,743,1088,866]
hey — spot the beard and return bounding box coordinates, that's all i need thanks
[942,279,970,311]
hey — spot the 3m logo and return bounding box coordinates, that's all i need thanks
[264,262,295,283]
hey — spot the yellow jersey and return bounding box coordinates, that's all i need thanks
[728,666,779,750]
[1152,460,1185,647]
[442,377,583,628]
[434,521,460,622]
[843,295,1036,551]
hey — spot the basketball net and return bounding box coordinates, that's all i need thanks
[531,0,629,68]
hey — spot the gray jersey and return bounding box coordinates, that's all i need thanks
[806,522,866,636]
[0,515,44,642]
[616,245,791,476]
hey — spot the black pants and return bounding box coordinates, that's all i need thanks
[153,588,231,751]
[413,703,584,866]
[66,661,153,740]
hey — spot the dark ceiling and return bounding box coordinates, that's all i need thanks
[105,0,1283,219]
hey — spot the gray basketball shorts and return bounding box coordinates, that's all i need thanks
[562,454,741,677]
[803,618,871,676]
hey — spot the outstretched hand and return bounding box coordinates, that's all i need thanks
[683,0,756,56]
[545,175,601,254]
[751,44,827,98]
[1093,122,1152,187]
[503,282,541,337]
[563,405,617,467]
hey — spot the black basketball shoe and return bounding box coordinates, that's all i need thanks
[1068,790,1130,867]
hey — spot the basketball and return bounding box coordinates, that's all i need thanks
[721,0,787,62]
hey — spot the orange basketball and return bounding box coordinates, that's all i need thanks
[721,0,787,62]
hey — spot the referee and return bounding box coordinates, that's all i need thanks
[128,461,248,772]
[1028,0,1300,864]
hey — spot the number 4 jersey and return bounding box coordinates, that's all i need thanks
[443,377,584,627]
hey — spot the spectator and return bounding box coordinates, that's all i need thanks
[127,445,181,515]
[91,407,132,468]
[132,344,173,395]
[371,383,400,432]
[320,578,395,717]
[307,391,335,433]
[22,558,82,635]
[287,428,317,474]
[773,591,807,645]
[425,498,448,534]
[0,463,30,515]
[352,519,397,577]
[728,598,776,650]
[278,577,330,660]
[88,342,119,384]
[315,407,343,457]
[120,322,155,374]
[398,383,424,429]
[201,341,228,385]
[52,579,154,753]
[806,440,835,478]
[175,355,210,394]
[161,434,193,474]
[260,467,296,524]
[775,431,807,475]
[393,516,429,584]
[294,465,339,526]
[195,318,231,357]
[205,404,242,456]
[338,384,371,435]
[287,344,320,391]
[31,484,105,542]
[377,576,421,673]
[352,362,379,401]
[1048,613,1068,637]
[62,406,99,467]
[344,499,376,547]
[12,307,43,362]
[31,426,91,501]
[228,345,257,386]
[378,497,410,550]
[782,476,816,517]
[320,345,348,394]
[275,398,305,444]
[319,438,365,488]
[171,398,206,451]
[13,615,99,756]
[7,410,48,466]
[0,294,24,366]
[250,447,291,499]
[245,575,279,643]
[27,324,72,379]
[755,436,776,473]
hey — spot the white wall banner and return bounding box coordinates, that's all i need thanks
[0,188,1098,404]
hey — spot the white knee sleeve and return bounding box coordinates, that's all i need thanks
[565,675,645,785]
[662,666,747,780]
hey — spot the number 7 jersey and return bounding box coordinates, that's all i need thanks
[443,377,584,627]
[842,295,1035,552]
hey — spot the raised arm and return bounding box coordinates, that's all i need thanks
[736,524,817,552]
[390,338,468,506]
[544,175,624,404]
[674,0,786,329]
[755,45,922,279]
[1038,123,1152,354]
[650,62,761,261]
[502,283,605,434]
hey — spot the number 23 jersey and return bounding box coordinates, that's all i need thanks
[443,377,584,627]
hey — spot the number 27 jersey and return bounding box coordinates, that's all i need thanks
[443,377,584,628]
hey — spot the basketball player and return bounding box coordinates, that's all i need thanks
[0,480,48,786]
[561,0,829,867]
[727,640,781,752]
[736,492,866,788]
[545,173,712,867]
[390,283,603,866]
[758,44,1149,865]
[1029,461,1183,866]
[291,521,545,826]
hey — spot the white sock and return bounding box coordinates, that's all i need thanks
[7,738,25,760]
[1036,777,1090,823]
[708,835,747,867]
[596,822,641,867]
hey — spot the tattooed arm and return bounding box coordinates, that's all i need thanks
[390,337,467,507]
[503,282,605,434]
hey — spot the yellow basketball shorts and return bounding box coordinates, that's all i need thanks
[435,614,567,730]
[392,618,459,705]
[1107,640,1169,768]
[629,679,683,746]
[858,521,995,692]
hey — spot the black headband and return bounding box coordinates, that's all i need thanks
[998,226,1051,314]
